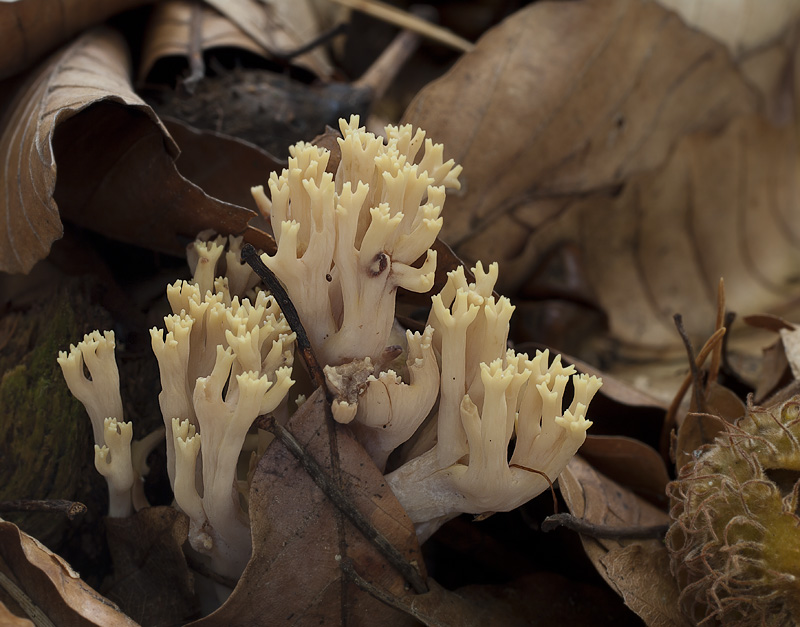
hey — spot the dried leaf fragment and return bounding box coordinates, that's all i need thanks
[0,0,152,81]
[0,518,137,627]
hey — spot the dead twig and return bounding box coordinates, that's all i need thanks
[0,499,86,520]
[541,513,668,540]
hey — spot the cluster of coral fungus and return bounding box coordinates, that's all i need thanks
[58,116,601,588]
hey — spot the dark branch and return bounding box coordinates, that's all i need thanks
[241,243,326,390]
[542,513,668,540]
[0,499,87,520]
[674,313,706,414]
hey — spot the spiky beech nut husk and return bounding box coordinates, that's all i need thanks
[666,396,800,626]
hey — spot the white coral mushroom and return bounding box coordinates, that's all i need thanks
[94,417,135,518]
[384,263,603,542]
[58,330,156,517]
[346,326,440,470]
[169,345,294,578]
[251,115,460,367]
[57,331,123,445]
[149,236,297,580]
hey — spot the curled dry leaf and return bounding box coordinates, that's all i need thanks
[559,456,688,627]
[204,0,332,77]
[0,0,152,81]
[162,117,283,235]
[139,0,273,82]
[0,26,278,274]
[192,389,423,627]
[0,518,137,627]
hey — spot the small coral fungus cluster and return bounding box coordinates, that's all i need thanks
[58,116,601,590]
[59,235,296,580]
[667,397,800,626]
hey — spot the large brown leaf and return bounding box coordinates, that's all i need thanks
[403,0,756,250]
[403,0,800,403]
[0,0,151,81]
[0,26,277,274]
[0,518,137,626]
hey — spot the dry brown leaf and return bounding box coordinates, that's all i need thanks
[162,117,284,223]
[403,0,756,251]
[465,113,800,404]
[673,382,745,471]
[779,326,800,379]
[204,0,333,77]
[401,0,800,408]
[598,543,689,627]
[192,389,423,626]
[0,26,278,274]
[0,518,137,627]
[559,456,687,627]
[579,436,670,508]
[586,115,800,349]
[0,0,152,81]
[139,0,272,82]
[656,0,800,115]
[103,507,197,626]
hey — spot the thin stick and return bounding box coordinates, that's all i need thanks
[241,244,325,389]
[326,0,474,53]
[541,513,668,540]
[0,500,86,520]
[674,314,706,415]
[258,415,429,594]
[707,278,726,386]
[353,24,421,100]
[660,326,726,459]
[270,22,349,60]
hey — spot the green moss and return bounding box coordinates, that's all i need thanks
[0,288,97,545]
